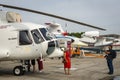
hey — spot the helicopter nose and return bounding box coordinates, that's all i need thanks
[46,41,55,55]
[46,40,63,57]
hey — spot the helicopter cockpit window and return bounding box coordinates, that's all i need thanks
[19,30,32,45]
[31,29,44,44]
[39,28,54,40]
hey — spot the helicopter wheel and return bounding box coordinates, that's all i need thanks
[13,66,25,76]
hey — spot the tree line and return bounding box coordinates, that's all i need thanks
[68,32,84,38]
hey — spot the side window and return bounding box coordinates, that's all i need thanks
[19,30,32,45]
[31,29,44,44]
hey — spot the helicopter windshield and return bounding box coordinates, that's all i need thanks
[39,28,54,40]
[31,29,44,44]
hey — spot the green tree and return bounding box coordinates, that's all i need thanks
[68,32,84,38]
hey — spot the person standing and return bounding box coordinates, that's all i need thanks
[105,45,117,75]
[31,59,36,72]
[63,48,71,75]
[37,57,43,72]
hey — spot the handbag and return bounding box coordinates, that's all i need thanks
[62,59,66,63]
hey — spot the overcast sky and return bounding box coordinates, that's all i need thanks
[0,0,120,35]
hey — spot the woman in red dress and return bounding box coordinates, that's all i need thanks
[63,49,71,75]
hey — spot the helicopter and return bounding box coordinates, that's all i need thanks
[0,4,106,76]
[0,11,63,75]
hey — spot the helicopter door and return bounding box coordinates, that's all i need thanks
[31,29,45,57]
[16,30,36,59]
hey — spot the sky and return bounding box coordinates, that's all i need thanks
[0,0,120,35]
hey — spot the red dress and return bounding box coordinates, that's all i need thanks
[37,58,43,70]
[64,50,71,68]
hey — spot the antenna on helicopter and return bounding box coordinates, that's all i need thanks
[65,23,67,32]
[0,4,106,31]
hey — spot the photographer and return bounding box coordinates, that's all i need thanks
[105,45,116,75]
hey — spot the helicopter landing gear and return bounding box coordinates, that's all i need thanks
[13,60,27,76]
[13,65,25,76]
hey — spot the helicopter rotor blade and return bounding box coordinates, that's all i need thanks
[0,4,106,31]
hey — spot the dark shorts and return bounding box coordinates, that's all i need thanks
[31,59,35,65]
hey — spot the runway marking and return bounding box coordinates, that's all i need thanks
[59,67,78,70]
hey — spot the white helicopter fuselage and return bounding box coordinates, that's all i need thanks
[0,11,63,76]
[0,23,45,60]
[0,22,63,61]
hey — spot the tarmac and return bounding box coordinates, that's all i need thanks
[0,53,120,80]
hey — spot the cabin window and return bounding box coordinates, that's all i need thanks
[31,29,44,44]
[19,30,32,45]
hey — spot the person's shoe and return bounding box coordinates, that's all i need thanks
[28,69,30,72]
[39,70,43,73]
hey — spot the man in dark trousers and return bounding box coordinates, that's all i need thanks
[105,45,116,75]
